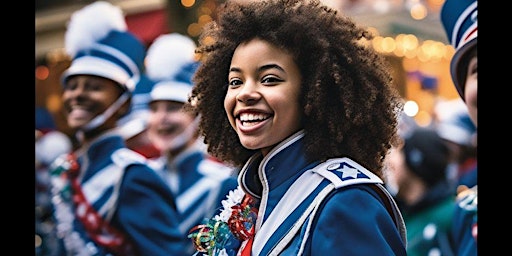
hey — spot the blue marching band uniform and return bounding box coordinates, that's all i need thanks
[149,142,239,254]
[440,0,478,254]
[451,185,477,256]
[193,130,407,256]
[50,131,190,255]
[46,2,193,255]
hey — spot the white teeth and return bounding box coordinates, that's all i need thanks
[71,105,87,110]
[239,113,268,122]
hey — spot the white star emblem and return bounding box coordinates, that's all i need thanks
[337,165,359,179]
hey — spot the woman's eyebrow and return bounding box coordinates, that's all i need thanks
[259,63,284,73]
[229,64,284,73]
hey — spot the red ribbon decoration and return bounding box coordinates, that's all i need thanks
[66,153,136,256]
[240,237,254,256]
[187,191,259,255]
[188,224,215,252]
[227,195,257,241]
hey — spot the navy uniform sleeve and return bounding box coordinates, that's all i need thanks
[115,163,190,256]
[311,185,407,256]
[451,186,477,256]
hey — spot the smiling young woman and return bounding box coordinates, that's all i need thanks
[225,38,303,155]
[184,0,407,255]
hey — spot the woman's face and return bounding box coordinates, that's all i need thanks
[224,38,303,156]
[147,100,197,152]
[464,55,477,127]
[62,75,122,130]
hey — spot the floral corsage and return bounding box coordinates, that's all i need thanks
[188,186,258,256]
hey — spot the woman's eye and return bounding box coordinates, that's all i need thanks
[469,63,477,76]
[228,79,243,88]
[87,83,103,91]
[166,105,182,112]
[262,76,283,84]
[63,83,76,91]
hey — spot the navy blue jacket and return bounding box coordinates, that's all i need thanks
[51,132,190,255]
[226,130,406,255]
[150,142,239,254]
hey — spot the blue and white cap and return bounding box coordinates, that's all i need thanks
[150,81,192,104]
[437,109,477,147]
[61,1,146,134]
[117,75,156,139]
[129,74,155,113]
[146,33,198,104]
[61,1,145,92]
[440,0,477,98]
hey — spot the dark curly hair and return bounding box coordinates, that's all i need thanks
[185,0,403,179]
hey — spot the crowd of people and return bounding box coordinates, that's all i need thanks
[35,0,477,255]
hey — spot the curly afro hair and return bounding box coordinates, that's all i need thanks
[185,0,403,179]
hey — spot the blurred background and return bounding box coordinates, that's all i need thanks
[35,0,461,140]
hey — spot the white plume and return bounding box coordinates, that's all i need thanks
[35,131,72,166]
[64,1,127,57]
[145,33,197,81]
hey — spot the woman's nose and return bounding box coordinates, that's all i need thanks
[236,81,260,104]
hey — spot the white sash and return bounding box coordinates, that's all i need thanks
[96,148,146,220]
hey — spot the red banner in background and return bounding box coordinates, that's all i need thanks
[126,8,170,46]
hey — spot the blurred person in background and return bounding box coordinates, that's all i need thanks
[35,106,72,256]
[436,109,477,189]
[385,110,419,196]
[385,127,456,256]
[144,33,239,255]
[441,0,477,254]
[117,74,161,159]
[48,2,189,255]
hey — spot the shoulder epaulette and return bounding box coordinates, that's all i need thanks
[312,157,383,188]
[111,148,147,169]
[312,157,407,246]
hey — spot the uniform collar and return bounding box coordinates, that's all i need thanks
[81,131,124,160]
[239,130,319,199]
